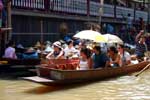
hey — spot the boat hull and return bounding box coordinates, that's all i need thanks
[23,61,149,85]
[0,58,41,65]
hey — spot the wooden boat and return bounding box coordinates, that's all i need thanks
[0,58,41,65]
[23,60,149,85]
[0,58,41,73]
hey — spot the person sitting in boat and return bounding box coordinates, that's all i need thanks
[22,47,39,59]
[77,48,93,70]
[64,40,78,59]
[92,46,110,69]
[3,40,17,59]
[46,41,64,59]
[107,46,119,67]
[117,44,131,66]
[15,44,26,59]
[134,30,148,59]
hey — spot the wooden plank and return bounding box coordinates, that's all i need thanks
[22,76,54,82]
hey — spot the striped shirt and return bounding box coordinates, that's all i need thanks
[135,42,147,57]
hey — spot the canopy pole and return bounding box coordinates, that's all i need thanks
[99,0,104,25]
[40,18,44,58]
[7,1,11,40]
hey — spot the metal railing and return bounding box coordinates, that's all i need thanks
[12,0,44,9]
[11,0,148,21]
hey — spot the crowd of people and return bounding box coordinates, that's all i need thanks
[2,29,150,70]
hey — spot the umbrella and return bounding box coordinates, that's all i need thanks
[73,30,106,42]
[102,34,123,44]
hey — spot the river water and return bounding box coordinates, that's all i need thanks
[0,70,150,100]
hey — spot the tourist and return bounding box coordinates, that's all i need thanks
[22,47,39,59]
[64,40,77,59]
[46,41,64,59]
[134,30,148,59]
[107,46,119,67]
[15,44,25,59]
[117,44,131,66]
[92,46,109,68]
[3,40,17,59]
[77,48,93,70]
[127,13,133,30]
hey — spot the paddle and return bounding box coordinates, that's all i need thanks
[135,63,150,77]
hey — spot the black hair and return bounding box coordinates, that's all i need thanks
[80,48,91,59]
[93,46,101,52]
[118,44,124,48]
[6,40,15,47]
[140,35,146,39]
[67,40,73,45]
[109,46,118,53]
[128,13,131,16]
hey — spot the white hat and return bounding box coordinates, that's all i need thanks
[53,41,62,49]
[26,47,35,53]
[17,44,24,49]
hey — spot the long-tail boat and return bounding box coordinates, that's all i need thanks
[0,58,41,73]
[23,59,149,85]
[0,58,41,65]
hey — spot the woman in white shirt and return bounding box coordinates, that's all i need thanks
[77,48,93,70]
[64,40,77,58]
[46,41,64,59]
[117,44,131,66]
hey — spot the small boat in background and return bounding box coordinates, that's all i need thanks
[0,58,41,74]
[0,58,41,65]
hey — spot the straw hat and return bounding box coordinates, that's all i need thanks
[35,41,41,47]
[53,41,62,49]
[16,44,24,49]
[45,41,52,46]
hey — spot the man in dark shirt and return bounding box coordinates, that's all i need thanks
[92,46,109,68]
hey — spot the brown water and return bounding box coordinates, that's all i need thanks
[0,70,150,100]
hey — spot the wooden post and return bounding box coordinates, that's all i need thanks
[40,19,43,49]
[40,18,43,58]
[143,0,145,9]
[87,0,90,22]
[44,0,49,11]
[114,0,117,18]
[7,1,11,40]
[99,0,104,25]
[148,0,150,24]
[133,2,136,22]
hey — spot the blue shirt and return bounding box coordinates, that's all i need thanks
[92,53,109,69]
[22,52,39,59]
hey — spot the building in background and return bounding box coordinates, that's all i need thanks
[4,0,150,46]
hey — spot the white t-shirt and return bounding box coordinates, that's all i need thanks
[78,60,89,70]
[119,51,131,66]
[4,47,17,59]
[119,51,131,61]
[64,47,77,57]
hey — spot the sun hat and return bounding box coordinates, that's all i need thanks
[16,44,24,49]
[53,41,62,49]
[35,41,41,47]
[26,47,36,53]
